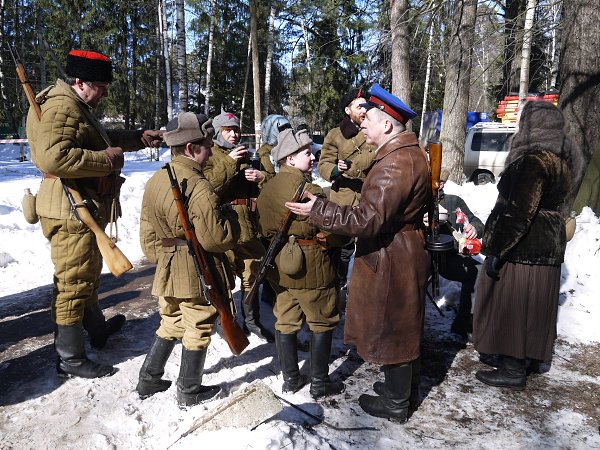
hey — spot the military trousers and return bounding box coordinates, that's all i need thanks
[156,296,218,351]
[225,237,265,291]
[273,285,340,334]
[40,216,105,325]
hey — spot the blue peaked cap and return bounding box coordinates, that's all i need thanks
[361,83,416,124]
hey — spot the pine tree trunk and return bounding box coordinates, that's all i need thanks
[439,0,478,183]
[0,0,16,133]
[560,0,600,213]
[204,0,216,115]
[501,0,525,99]
[249,0,262,145]
[390,0,411,130]
[175,0,187,112]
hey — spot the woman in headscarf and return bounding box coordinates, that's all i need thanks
[473,101,584,390]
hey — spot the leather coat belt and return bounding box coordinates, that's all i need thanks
[161,238,188,247]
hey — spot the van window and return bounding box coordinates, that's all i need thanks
[471,131,513,152]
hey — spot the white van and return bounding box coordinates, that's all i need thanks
[463,122,516,184]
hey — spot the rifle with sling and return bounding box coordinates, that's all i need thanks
[163,163,249,356]
[244,179,307,306]
[7,44,133,277]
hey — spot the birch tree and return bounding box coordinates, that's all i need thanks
[263,3,276,116]
[249,0,262,145]
[517,0,537,117]
[175,0,187,112]
[204,0,216,115]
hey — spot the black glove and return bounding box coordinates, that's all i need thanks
[484,255,504,280]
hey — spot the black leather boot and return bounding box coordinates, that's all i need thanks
[375,357,421,410]
[83,303,126,349]
[360,363,411,422]
[275,331,309,393]
[475,355,526,390]
[55,323,116,378]
[176,348,221,407]
[309,331,345,399]
[241,294,275,343]
[136,336,176,399]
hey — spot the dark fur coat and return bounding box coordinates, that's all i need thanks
[482,101,574,265]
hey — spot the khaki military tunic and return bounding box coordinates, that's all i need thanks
[204,144,265,291]
[257,165,340,334]
[140,156,240,350]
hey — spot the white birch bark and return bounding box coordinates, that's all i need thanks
[263,4,276,116]
[204,0,216,115]
[175,0,187,112]
[517,0,537,119]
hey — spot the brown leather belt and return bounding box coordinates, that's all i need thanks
[230,198,251,206]
[297,237,319,246]
[161,238,188,247]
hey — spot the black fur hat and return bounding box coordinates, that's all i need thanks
[66,50,113,83]
[339,86,366,113]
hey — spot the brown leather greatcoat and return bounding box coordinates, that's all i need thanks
[310,132,431,365]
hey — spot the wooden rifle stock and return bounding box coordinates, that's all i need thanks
[428,141,443,234]
[425,141,453,301]
[164,163,248,356]
[8,44,133,277]
[244,179,307,306]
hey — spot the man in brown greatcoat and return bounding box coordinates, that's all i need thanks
[317,88,376,291]
[26,49,162,379]
[286,84,430,422]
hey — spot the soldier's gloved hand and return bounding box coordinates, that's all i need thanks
[104,146,124,171]
[141,130,163,148]
[484,255,503,280]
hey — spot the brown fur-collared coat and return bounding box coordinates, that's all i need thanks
[310,132,431,365]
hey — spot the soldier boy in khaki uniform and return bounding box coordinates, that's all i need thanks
[203,112,274,342]
[137,112,240,407]
[26,49,162,379]
[257,126,344,399]
[317,88,376,292]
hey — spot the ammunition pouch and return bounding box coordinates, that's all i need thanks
[97,173,126,197]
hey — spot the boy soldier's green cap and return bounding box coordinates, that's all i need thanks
[163,112,215,147]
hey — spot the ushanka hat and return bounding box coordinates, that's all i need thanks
[66,50,113,83]
[271,126,313,162]
[163,112,215,147]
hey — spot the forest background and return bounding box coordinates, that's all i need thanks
[0,0,598,209]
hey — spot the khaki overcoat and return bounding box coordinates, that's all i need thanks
[140,156,240,298]
[317,126,376,207]
[310,132,431,365]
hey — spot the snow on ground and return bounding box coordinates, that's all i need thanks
[0,143,598,449]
